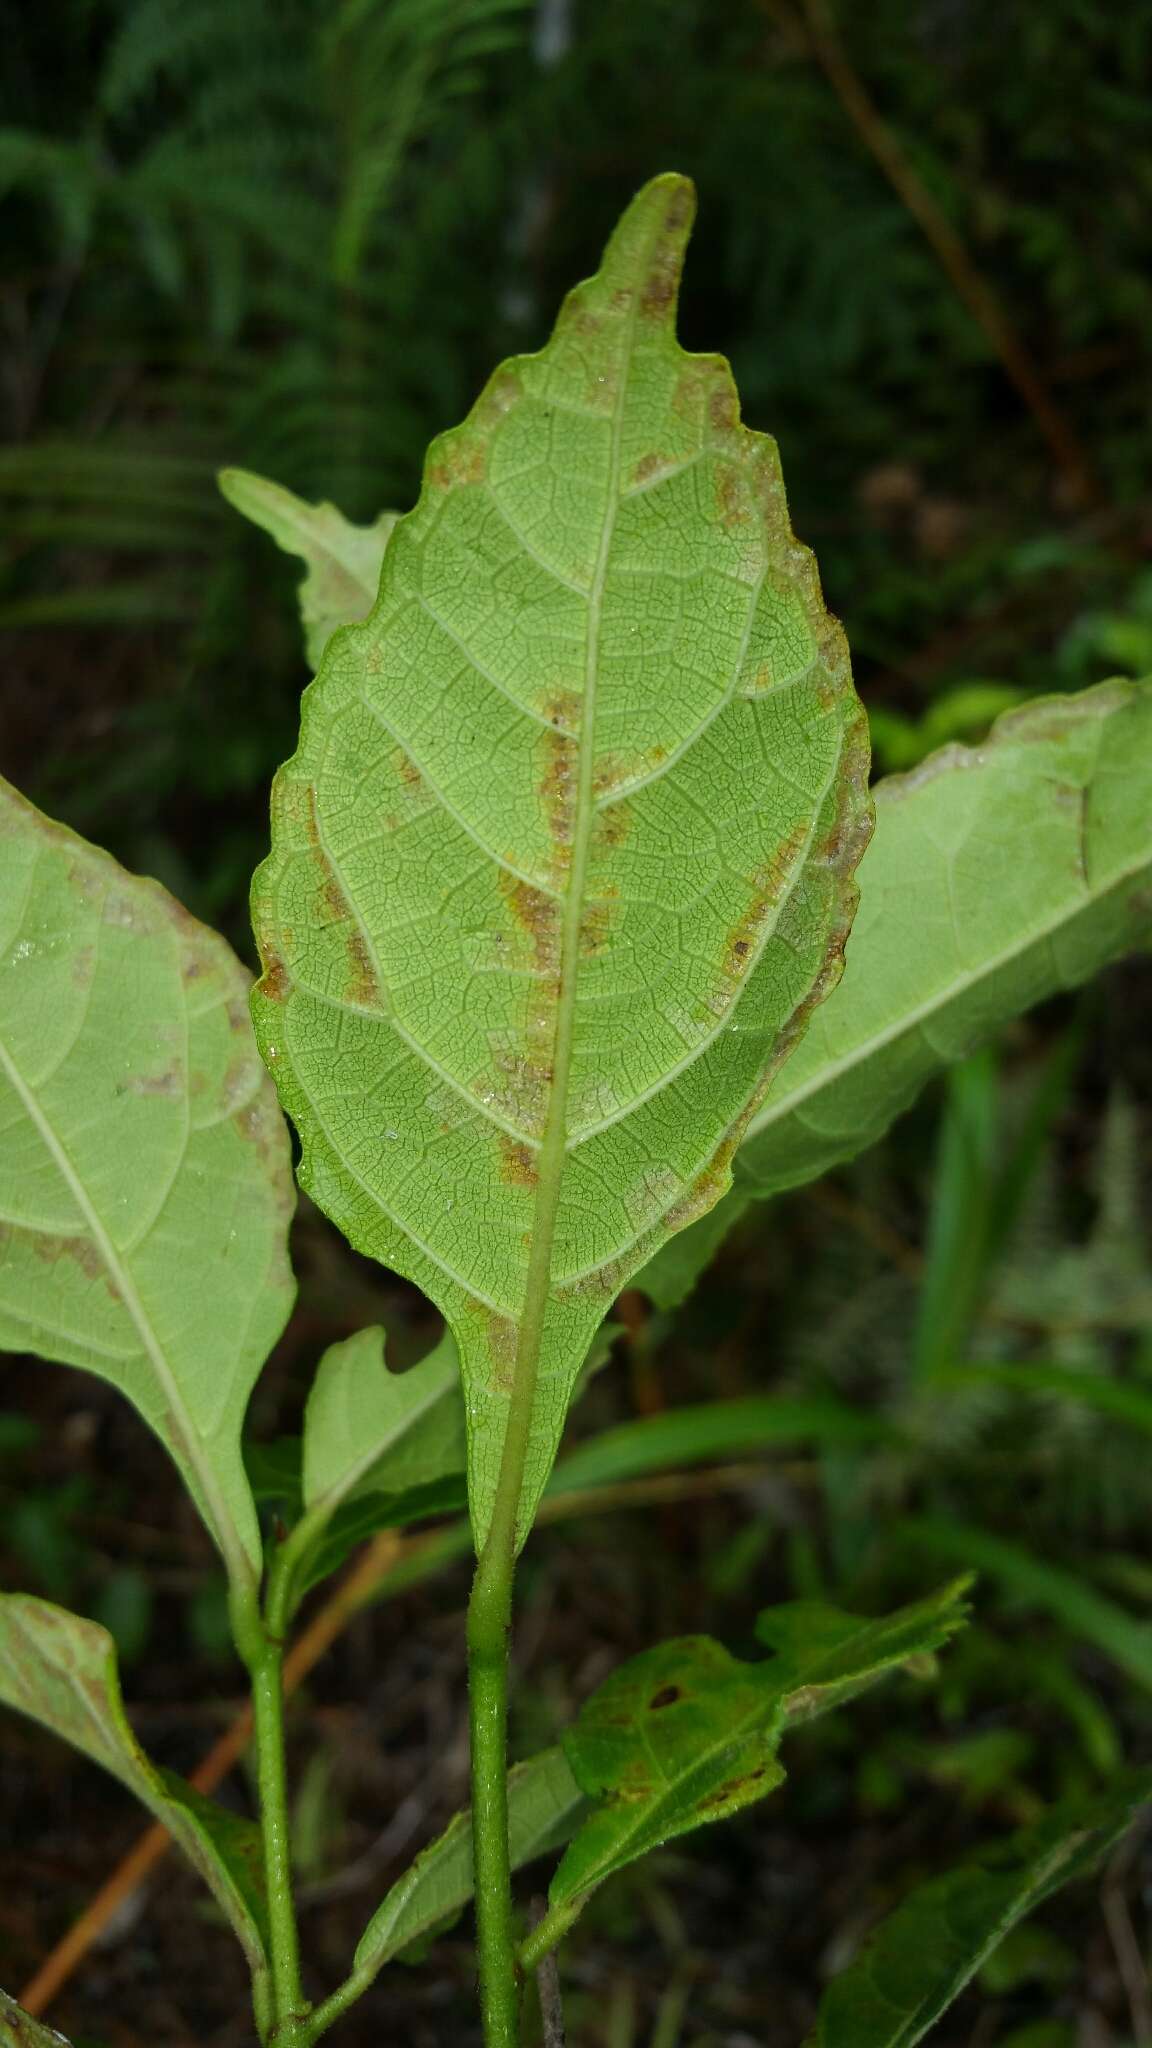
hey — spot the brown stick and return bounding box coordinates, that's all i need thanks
[794,0,1098,506]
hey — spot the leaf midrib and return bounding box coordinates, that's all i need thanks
[0,1029,247,1579]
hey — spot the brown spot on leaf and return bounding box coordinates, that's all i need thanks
[124,1066,181,1098]
[697,1765,770,1813]
[579,899,613,958]
[396,748,423,791]
[260,954,290,1004]
[33,1231,120,1300]
[631,451,669,489]
[716,461,751,533]
[538,723,579,857]
[640,185,694,320]
[649,1684,682,1710]
[498,1133,538,1190]
[428,432,487,491]
[501,873,561,982]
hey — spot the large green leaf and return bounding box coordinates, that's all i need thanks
[549,1582,969,1916]
[352,1747,586,1979]
[735,680,1152,1200]
[0,1989,73,2048]
[0,783,295,1580]
[219,468,398,670]
[249,172,871,1545]
[0,1596,269,1990]
[808,1774,1152,2048]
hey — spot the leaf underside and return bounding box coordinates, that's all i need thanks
[633,678,1152,1305]
[736,680,1152,1200]
[0,1595,269,1982]
[250,172,871,1545]
[0,782,295,1575]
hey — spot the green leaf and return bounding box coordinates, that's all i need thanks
[0,782,295,1581]
[303,1326,463,1515]
[219,467,398,670]
[0,1988,73,2048]
[250,172,871,1547]
[550,1582,969,1914]
[734,681,1152,1202]
[807,1775,1152,2048]
[0,1595,269,1987]
[273,1325,467,1602]
[353,1747,586,1977]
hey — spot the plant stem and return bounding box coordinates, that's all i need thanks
[247,1635,309,2046]
[466,1491,528,2043]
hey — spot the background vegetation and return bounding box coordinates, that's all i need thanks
[1,2,1150,2043]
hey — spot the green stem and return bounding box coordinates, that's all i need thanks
[466,1415,536,2045]
[247,1635,309,2046]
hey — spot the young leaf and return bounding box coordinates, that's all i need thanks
[0,1989,73,2048]
[807,1774,1152,2048]
[302,1326,459,1502]
[635,679,1152,1302]
[549,1582,969,1917]
[219,468,398,669]
[250,172,871,1547]
[273,1327,467,1605]
[352,1748,586,1979]
[0,782,295,1582]
[0,1595,270,1988]
[735,680,1152,1201]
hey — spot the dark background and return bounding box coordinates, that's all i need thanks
[1,3,1151,2044]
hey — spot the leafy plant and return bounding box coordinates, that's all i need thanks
[2,174,1151,2047]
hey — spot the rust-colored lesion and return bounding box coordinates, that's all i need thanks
[639,182,694,321]
[500,871,562,983]
[498,1133,539,1190]
[716,460,752,534]
[721,820,810,984]
[427,430,488,492]
[396,747,424,791]
[537,722,578,860]
[579,899,613,959]
[696,1764,771,1813]
[31,1229,120,1300]
[303,785,384,1009]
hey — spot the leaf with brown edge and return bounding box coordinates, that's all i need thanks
[250,172,871,1549]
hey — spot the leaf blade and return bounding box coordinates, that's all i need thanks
[0,782,295,1578]
[250,173,871,1545]
[736,681,1152,1200]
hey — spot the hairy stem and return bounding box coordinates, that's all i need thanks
[466,1382,540,2046]
[246,1636,308,2046]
